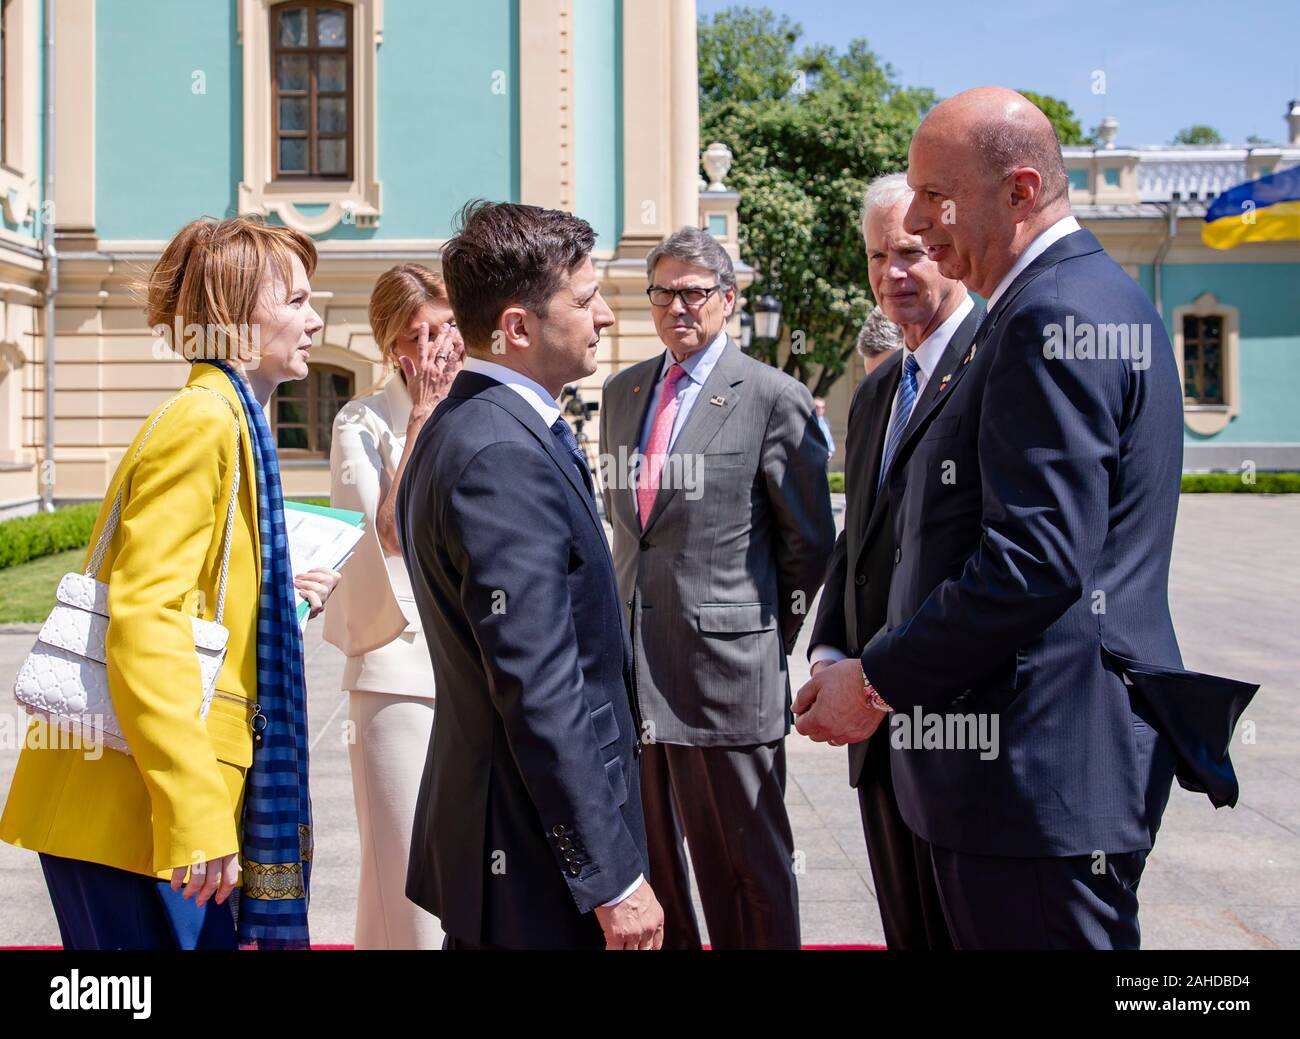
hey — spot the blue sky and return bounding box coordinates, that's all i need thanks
[697,0,1300,146]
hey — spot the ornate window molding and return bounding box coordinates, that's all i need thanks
[238,0,382,234]
[0,0,40,230]
[1173,291,1240,437]
[0,338,25,463]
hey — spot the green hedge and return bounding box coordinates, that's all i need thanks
[0,503,101,571]
[1181,472,1300,493]
[825,472,1299,496]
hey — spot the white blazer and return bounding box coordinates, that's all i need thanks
[326,377,436,698]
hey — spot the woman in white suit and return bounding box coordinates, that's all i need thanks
[327,263,463,949]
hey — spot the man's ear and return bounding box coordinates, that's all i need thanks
[1008,167,1043,221]
[721,286,737,319]
[499,306,531,354]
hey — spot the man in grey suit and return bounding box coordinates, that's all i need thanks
[599,227,836,949]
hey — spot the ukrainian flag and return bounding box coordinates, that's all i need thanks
[1202,164,1300,249]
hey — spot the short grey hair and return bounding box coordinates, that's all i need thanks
[855,306,905,359]
[646,226,736,293]
[859,172,913,238]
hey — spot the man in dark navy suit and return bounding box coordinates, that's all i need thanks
[794,88,1250,949]
[809,172,981,949]
[397,201,662,950]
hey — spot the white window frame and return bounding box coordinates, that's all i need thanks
[1173,291,1240,436]
[237,0,383,234]
[0,0,40,233]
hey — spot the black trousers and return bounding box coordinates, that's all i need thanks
[928,844,1148,950]
[640,739,800,950]
[854,734,952,950]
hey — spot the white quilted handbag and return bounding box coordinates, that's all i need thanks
[13,387,241,756]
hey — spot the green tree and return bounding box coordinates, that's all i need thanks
[700,6,935,395]
[1017,90,1095,146]
[1173,125,1225,145]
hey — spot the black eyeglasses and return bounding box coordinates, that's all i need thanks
[646,285,721,308]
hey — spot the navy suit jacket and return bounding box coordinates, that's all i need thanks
[810,303,983,788]
[860,228,1189,858]
[397,369,648,949]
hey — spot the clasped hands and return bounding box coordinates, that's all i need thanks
[793,658,888,747]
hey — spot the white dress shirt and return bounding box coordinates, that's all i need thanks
[637,329,730,454]
[461,355,562,425]
[809,293,973,670]
[985,215,1082,312]
[460,354,642,907]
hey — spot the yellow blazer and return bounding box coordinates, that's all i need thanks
[0,363,262,879]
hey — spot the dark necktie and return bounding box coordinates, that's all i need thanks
[550,416,594,498]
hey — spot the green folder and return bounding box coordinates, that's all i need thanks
[285,501,366,623]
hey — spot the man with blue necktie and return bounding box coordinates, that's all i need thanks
[809,172,981,950]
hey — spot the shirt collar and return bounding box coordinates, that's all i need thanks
[462,355,562,426]
[986,215,1082,311]
[909,293,974,381]
[658,328,729,388]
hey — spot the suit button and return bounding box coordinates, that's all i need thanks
[626,599,633,610]
[558,839,573,852]
[855,573,866,587]
[568,864,582,877]
[639,540,650,552]
[552,825,566,837]
[894,548,901,564]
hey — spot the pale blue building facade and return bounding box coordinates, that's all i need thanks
[1065,109,1300,472]
[4,0,721,509]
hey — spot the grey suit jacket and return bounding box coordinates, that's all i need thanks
[600,338,836,747]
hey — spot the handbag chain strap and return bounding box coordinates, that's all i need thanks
[84,386,243,625]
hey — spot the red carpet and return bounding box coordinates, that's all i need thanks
[4,943,885,950]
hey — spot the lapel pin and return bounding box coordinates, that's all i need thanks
[962,343,978,366]
[709,395,726,407]
[939,373,952,391]
[633,385,641,393]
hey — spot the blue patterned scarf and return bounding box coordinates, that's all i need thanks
[211,361,313,949]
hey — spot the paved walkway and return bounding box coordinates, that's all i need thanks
[0,495,1296,948]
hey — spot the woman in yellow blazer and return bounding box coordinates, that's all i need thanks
[0,216,338,950]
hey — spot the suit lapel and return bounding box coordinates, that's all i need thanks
[612,354,667,531]
[641,340,745,535]
[878,302,985,488]
[450,370,607,546]
[847,358,901,576]
[965,227,1104,360]
[191,362,260,567]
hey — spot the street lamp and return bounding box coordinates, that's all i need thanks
[753,293,782,342]
[738,310,754,351]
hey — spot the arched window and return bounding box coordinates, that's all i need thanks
[272,2,353,179]
[273,364,355,457]
[1173,291,1241,437]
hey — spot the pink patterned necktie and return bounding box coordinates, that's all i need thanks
[637,362,686,527]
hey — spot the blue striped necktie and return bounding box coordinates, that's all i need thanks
[877,353,920,494]
[550,416,594,498]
